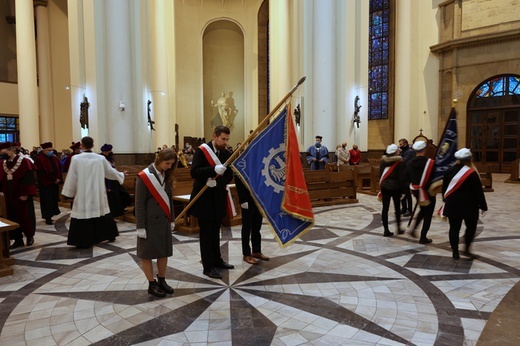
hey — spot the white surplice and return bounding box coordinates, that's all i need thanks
[62,152,125,219]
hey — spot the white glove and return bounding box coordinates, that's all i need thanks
[137,228,147,239]
[241,202,249,209]
[206,178,217,188]
[214,164,226,175]
[170,222,175,231]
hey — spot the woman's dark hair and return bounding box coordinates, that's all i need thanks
[155,149,178,185]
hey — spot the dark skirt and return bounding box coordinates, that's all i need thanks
[67,214,119,248]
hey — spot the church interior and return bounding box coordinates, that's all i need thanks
[1,0,520,345]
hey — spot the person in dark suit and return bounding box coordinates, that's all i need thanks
[189,126,234,279]
[441,148,488,259]
[406,141,435,244]
[379,144,407,237]
[235,176,269,265]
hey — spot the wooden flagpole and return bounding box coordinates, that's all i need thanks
[174,76,306,223]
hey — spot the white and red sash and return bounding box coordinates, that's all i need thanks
[199,143,237,218]
[138,167,171,222]
[379,161,400,184]
[437,165,474,217]
[377,161,400,201]
[409,158,434,205]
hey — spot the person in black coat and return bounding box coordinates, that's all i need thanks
[406,140,436,244]
[399,138,415,216]
[189,126,234,279]
[379,144,407,237]
[441,148,488,259]
[235,176,269,265]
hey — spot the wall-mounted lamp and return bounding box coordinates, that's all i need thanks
[119,101,126,112]
[353,96,361,128]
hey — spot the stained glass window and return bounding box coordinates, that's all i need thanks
[368,0,391,120]
[470,75,520,108]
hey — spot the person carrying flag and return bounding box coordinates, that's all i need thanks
[441,148,487,259]
[406,140,436,244]
[379,144,407,237]
[189,126,234,279]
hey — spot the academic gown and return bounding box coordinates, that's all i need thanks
[0,155,37,241]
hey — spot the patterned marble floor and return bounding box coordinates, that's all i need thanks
[0,174,519,346]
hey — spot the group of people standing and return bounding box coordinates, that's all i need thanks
[379,139,488,259]
[0,137,128,250]
[305,135,362,170]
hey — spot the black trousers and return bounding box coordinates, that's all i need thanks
[448,210,479,252]
[197,217,224,271]
[412,197,436,240]
[381,188,401,232]
[241,204,263,256]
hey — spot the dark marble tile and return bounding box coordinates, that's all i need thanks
[300,227,338,241]
[405,254,472,273]
[35,247,92,261]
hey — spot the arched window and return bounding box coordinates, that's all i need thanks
[467,74,520,172]
[368,0,392,120]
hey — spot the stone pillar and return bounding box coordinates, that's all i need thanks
[151,0,170,149]
[312,0,336,147]
[104,0,134,152]
[269,0,291,111]
[395,0,412,141]
[35,1,54,142]
[15,0,40,146]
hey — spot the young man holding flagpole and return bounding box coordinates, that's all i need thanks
[189,126,235,279]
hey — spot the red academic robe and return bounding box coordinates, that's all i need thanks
[0,155,37,238]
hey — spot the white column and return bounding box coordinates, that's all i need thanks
[35,3,54,142]
[395,0,413,141]
[15,0,40,146]
[105,0,134,152]
[312,0,336,148]
[269,0,291,111]
[151,0,170,149]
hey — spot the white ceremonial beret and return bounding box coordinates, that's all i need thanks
[455,148,472,160]
[386,144,398,155]
[412,140,427,151]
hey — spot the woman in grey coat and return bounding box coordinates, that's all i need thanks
[135,149,177,297]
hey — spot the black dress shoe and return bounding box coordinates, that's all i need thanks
[419,238,433,244]
[26,237,34,246]
[157,275,174,294]
[462,250,478,259]
[383,231,394,237]
[45,219,53,225]
[10,240,24,249]
[452,251,460,259]
[215,261,234,269]
[203,268,222,279]
[148,280,166,297]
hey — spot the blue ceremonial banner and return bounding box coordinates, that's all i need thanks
[433,107,458,183]
[232,108,314,247]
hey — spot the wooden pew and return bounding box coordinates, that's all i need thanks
[304,170,358,207]
[0,192,18,276]
[369,165,381,195]
[353,164,373,191]
[474,163,494,192]
[505,159,520,184]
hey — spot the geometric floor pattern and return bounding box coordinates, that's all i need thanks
[0,173,519,345]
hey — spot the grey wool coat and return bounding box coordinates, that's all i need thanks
[135,164,174,259]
